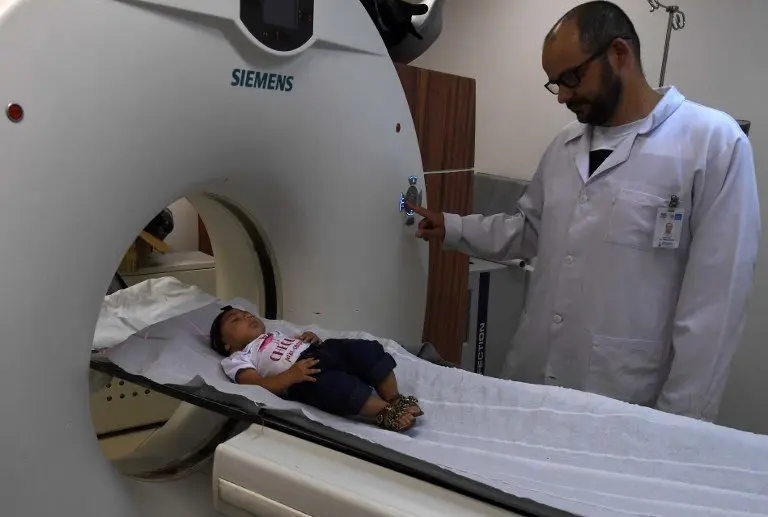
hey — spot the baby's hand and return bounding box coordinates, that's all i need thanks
[296,331,321,344]
[288,358,321,384]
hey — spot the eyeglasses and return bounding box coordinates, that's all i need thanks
[544,37,630,95]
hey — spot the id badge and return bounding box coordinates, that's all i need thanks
[653,208,684,249]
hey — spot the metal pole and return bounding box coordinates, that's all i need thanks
[659,7,676,87]
[648,1,685,87]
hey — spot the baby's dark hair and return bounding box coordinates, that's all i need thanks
[210,305,234,357]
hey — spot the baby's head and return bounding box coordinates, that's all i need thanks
[210,305,266,356]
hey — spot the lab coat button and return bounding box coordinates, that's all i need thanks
[553,314,563,324]
[565,255,574,265]
[579,194,588,204]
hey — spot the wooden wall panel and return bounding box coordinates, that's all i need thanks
[423,170,474,365]
[395,63,476,172]
[396,63,476,365]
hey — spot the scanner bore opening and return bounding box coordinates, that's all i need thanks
[90,193,279,480]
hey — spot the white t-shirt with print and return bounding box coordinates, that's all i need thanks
[221,330,310,381]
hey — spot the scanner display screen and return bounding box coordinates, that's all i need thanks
[263,0,299,30]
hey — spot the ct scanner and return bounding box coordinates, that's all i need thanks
[0,0,532,516]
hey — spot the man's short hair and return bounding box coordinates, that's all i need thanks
[547,1,643,70]
[210,305,234,356]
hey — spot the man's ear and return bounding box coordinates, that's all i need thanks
[611,38,633,68]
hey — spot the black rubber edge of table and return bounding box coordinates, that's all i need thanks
[90,359,580,517]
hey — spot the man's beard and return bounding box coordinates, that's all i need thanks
[567,59,623,126]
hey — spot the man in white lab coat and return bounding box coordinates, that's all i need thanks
[408,1,760,421]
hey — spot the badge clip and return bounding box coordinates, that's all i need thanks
[668,195,679,210]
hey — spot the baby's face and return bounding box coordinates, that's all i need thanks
[220,309,266,352]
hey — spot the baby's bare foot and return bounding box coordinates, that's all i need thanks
[405,405,421,417]
[391,395,423,417]
[399,413,415,429]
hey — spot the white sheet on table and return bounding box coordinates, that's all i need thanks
[94,276,217,351]
[96,282,768,517]
[90,277,217,393]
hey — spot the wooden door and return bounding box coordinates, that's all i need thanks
[396,63,476,364]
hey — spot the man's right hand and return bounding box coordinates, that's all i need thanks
[406,201,446,243]
[288,358,321,384]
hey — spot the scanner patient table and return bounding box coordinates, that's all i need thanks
[91,278,768,517]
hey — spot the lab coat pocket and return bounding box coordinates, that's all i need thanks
[587,334,664,405]
[605,188,667,250]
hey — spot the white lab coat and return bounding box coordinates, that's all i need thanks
[443,87,760,421]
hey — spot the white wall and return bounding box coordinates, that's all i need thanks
[415,0,768,433]
[164,198,201,252]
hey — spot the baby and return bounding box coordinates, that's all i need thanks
[209,305,423,432]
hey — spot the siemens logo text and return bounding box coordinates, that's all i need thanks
[231,69,294,92]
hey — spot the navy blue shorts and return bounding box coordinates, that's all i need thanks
[286,338,397,416]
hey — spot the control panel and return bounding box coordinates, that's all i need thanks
[399,175,422,226]
[240,0,314,53]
